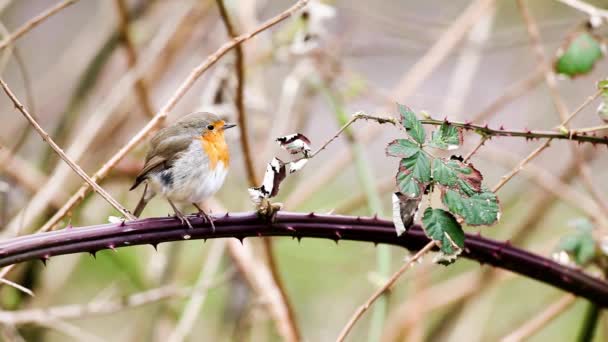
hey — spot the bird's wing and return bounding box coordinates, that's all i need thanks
[129,134,194,190]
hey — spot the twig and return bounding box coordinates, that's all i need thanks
[168,240,226,342]
[34,0,309,233]
[0,78,136,220]
[217,0,258,185]
[501,294,576,342]
[482,145,606,224]
[517,0,570,124]
[336,241,436,342]
[463,136,488,162]
[492,140,551,193]
[0,269,234,325]
[0,0,80,51]
[560,89,603,128]
[113,0,155,118]
[417,118,608,145]
[555,0,608,20]
[217,2,304,340]
[572,123,608,134]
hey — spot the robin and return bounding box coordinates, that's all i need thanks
[130,112,236,230]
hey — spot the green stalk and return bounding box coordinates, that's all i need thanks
[577,302,601,342]
[322,86,389,341]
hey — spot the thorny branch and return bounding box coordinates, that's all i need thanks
[0,212,607,307]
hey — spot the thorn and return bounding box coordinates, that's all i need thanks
[203,238,207,243]
[89,251,97,259]
[372,213,379,220]
[120,220,126,226]
[236,237,244,244]
[308,212,316,217]
[108,244,116,252]
[40,254,50,266]
[224,212,230,217]
[373,241,379,247]
[151,243,158,251]
[499,125,504,130]
[483,123,488,128]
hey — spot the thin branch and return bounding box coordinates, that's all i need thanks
[463,136,488,162]
[217,2,302,340]
[492,140,551,193]
[113,0,155,118]
[518,0,570,124]
[168,240,226,342]
[336,241,436,342]
[0,78,136,220]
[34,0,309,233]
[417,118,608,145]
[0,269,234,325]
[0,212,606,306]
[0,0,80,51]
[501,294,576,342]
[217,0,258,186]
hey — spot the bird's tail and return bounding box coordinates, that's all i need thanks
[133,183,154,217]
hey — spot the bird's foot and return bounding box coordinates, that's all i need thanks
[175,210,193,229]
[168,199,193,229]
[193,203,216,232]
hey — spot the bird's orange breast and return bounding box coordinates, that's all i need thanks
[200,132,229,169]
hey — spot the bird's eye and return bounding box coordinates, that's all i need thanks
[207,124,214,131]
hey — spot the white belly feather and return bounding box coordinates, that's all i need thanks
[149,141,228,203]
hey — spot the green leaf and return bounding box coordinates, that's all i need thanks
[429,123,462,150]
[422,208,464,256]
[397,103,426,144]
[558,219,596,265]
[400,151,431,183]
[386,139,421,158]
[433,158,482,193]
[396,168,423,197]
[555,32,603,77]
[442,188,500,226]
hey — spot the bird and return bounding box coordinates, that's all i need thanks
[130,112,236,230]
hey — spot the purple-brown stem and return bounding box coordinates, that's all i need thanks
[1,212,607,306]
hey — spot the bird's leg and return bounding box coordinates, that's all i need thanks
[168,199,192,229]
[192,203,215,232]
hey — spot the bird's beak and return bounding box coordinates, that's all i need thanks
[223,123,237,130]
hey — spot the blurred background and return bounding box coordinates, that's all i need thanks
[0,0,607,341]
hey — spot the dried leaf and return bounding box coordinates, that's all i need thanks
[276,133,312,157]
[392,192,422,236]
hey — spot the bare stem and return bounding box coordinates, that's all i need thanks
[216,0,258,186]
[501,294,576,342]
[113,0,156,118]
[0,0,80,51]
[336,241,436,342]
